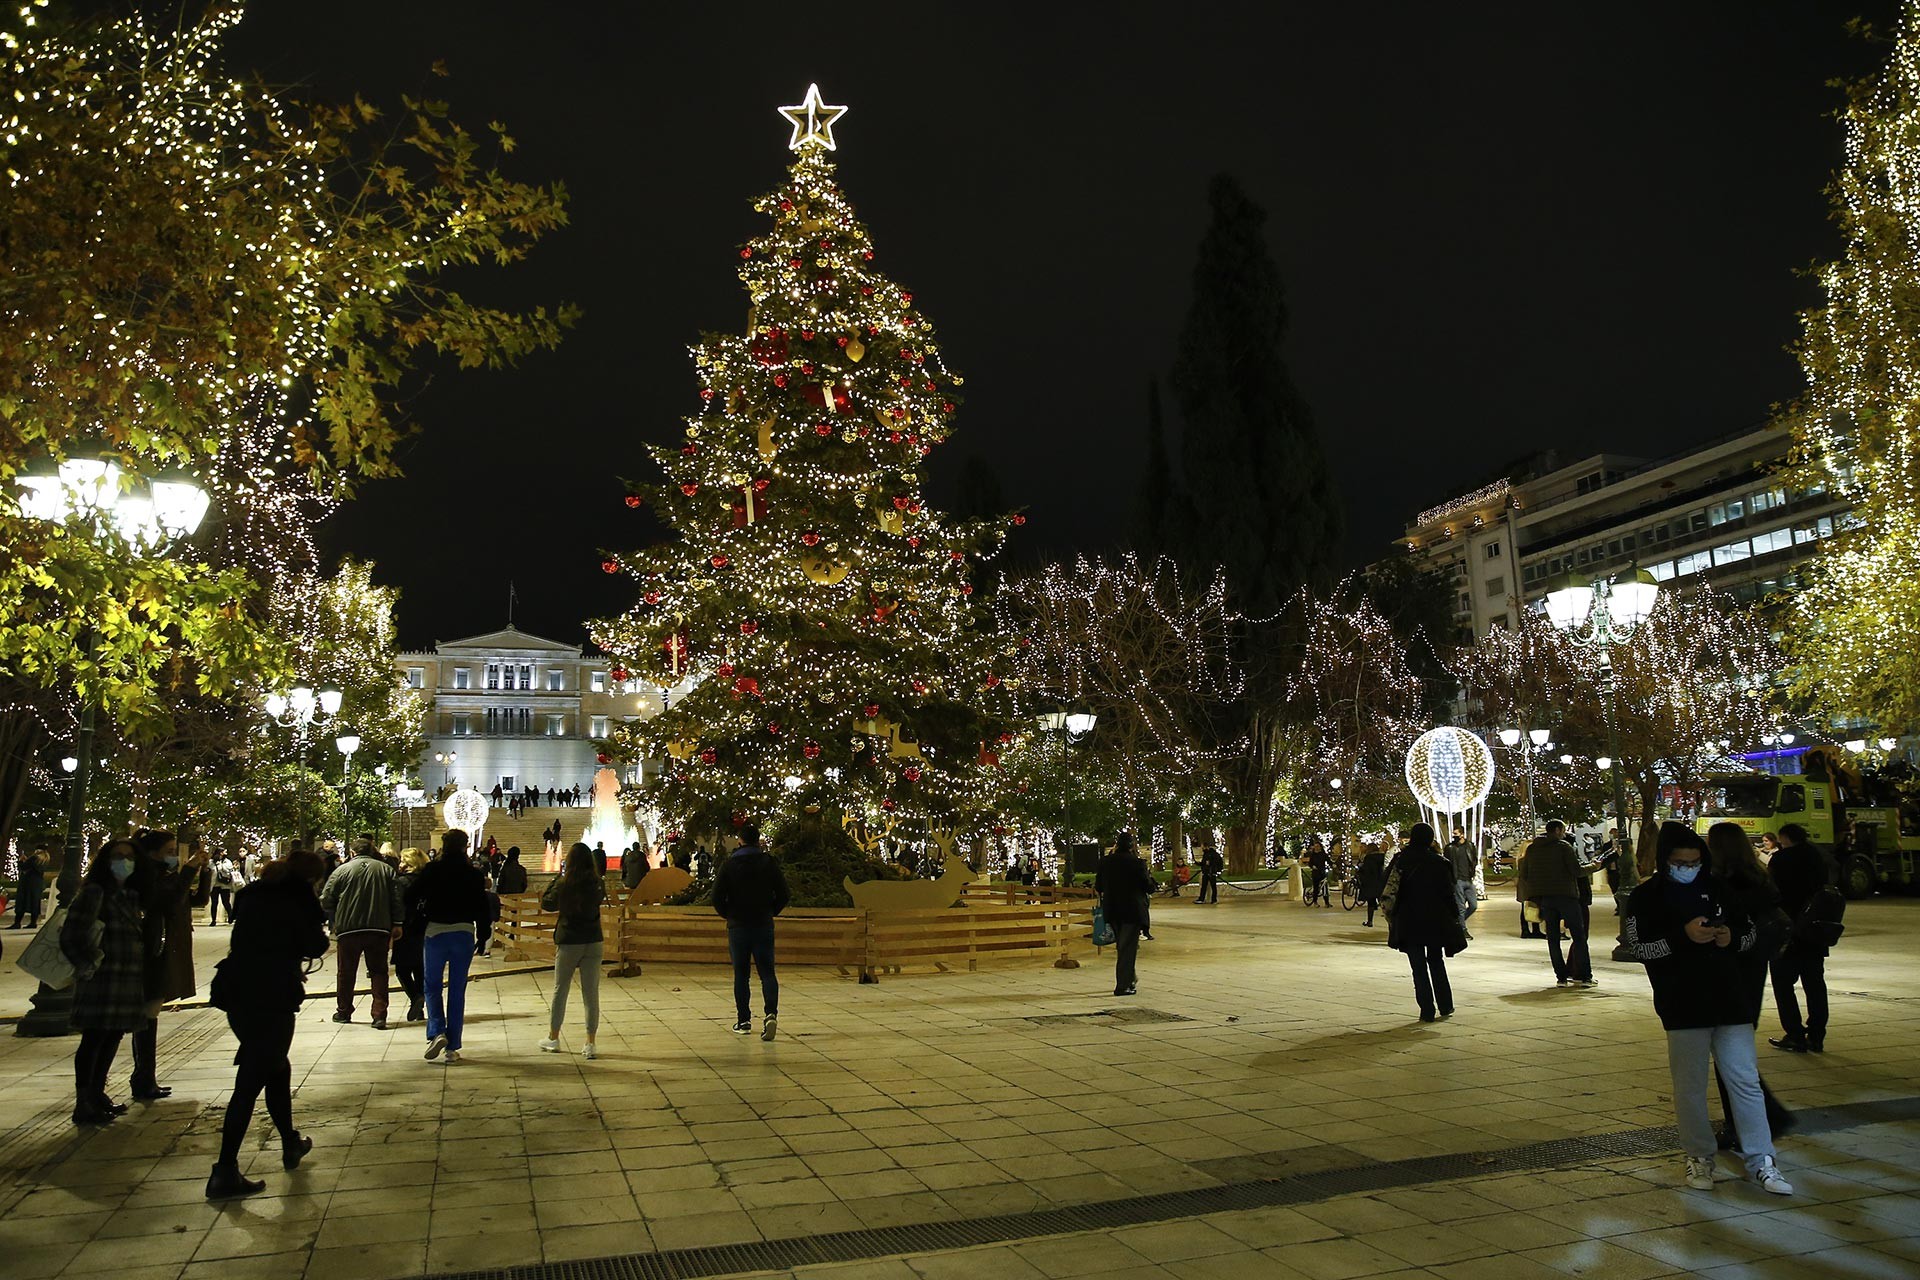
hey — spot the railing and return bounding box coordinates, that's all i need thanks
[495,889,1096,982]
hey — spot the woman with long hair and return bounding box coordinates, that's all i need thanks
[1383,823,1463,1022]
[1706,822,1796,1150]
[406,829,490,1062]
[131,828,209,1102]
[539,842,607,1058]
[60,838,147,1124]
[392,847,429,1023]
[205,848,329,1199]
[1625,822,1792,1194]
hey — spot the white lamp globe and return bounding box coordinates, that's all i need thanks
[1405,727,1495,816]
[1609,567,1661,629]
[1544,571,1594,632]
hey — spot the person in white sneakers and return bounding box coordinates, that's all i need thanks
[539,843,606,1059]
[1626,823,1792,1196]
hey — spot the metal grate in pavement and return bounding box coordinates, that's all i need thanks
[435,1094,1920,1280]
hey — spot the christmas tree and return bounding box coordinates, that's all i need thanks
[592,86,1020,840]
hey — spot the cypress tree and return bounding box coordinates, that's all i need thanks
[1169,175,1343,614]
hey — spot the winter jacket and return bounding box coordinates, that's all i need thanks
[405,855,491,929]
[1444,840,1477,884]
[1094,851,1155,926]
[320,852,406,935]
[214,875,330,1015]
[1355,850,1388,900]
[1717,872,1787,1024]
[1517,836,1584,900]
[144,861,210,1004]
[1384,844,1461,952]
[541,875,606,945]
[61,882,147,1032]
[496,859,529,896]
[712,845,790,928]
[1624,868,1757,1031]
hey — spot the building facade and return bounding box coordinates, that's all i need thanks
[395,626,665,796]
[1400,425,1853,640]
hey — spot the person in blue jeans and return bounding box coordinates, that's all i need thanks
[404,830,490,1064]
[712,824,790,1041]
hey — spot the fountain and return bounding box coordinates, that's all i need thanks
[579,766,640,870]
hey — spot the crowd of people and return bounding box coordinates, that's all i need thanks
[1093,816,1847,1199]
[490,782,586,817]
[42,820,793,1202]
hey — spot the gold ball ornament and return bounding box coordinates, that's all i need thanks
[801,555,852,585]
[845,337,867,363]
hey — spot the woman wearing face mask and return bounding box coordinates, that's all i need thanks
[59,838,149,1124]
[1625,822,1793,1196]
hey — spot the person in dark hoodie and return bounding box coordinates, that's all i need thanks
[1625,822,1793,1196]
[204,848,329,1200]
[712,823,789,1041]
[1705,822,1795,1151]
[406,830,491,1063]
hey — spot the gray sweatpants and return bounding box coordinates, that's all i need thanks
[552,942,603,1034]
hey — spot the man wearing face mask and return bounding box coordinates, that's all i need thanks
[1625,822,1793,1196]
[131,829,210,1101]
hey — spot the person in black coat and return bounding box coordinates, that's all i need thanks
[1706,822,1794,1149]
[1094,831,1154,997]
[406,831,491,1062]
[1354,843,1388,927]
[712,824,790,1040]
[1766,822,1830,1053]
[1384,824,1462,1021]
[1624,822,1792,1195]
[1195,843,1224,905]
[12,847,47,928]
[206,848,329,1200]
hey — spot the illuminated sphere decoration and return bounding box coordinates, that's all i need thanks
[443,787,489,838]
[1405,727,1494,814]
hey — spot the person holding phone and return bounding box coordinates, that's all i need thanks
[1625,822,1792,1196]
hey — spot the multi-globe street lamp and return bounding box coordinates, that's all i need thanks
[1036,710,1097,887]
[1496,726,1554,839]
[434,750,458,792]
[335,734,361,847]
[1544,566,1660,954]
[11,458,209,1037]
[264,685,343,731]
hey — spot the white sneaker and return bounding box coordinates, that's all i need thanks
[1685,1155,1716,1190]
[1751,1157,1793,1196]
[538,1038,559,1053]
[582,1043,597,1060]
[445,1049,462,1065]
[425,1033,446,1061]
[762,1014,777,1042]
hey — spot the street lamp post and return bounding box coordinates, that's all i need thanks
[12,460,208,1038]
[1497,726,1554,839]
[1545,566,1660,959]
[1036,710,1097,889]
[335,734,361,848]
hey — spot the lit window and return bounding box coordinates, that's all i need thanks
[1712,540,1752,566]
[1483,542,1502,560]
[1648,560,1676,582]
[453,714,471,736]
[454,669,470,691]
[591,715,609,738]
[408,668,424,689]
[519,665,533,690]
[1676,550,1711,576]
[485,663,499,690]
[546,715,565,737]
[590,671,607,693]
[547,670,564,691]
[485,708,497,734]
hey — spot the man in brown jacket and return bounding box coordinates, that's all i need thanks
[1518,820,1593,987]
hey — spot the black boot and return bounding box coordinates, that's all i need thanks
[282,1132,313,1170]
[206,1162,265,1200]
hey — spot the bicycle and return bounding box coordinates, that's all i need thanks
[1338,855,1359,911]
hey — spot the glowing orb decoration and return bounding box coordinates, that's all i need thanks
[443,788,489,837]
[1405,727,1494,816]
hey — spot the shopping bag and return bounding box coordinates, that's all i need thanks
[1523,902,1543,925]
[1090,902,1115,948]
[15,907,76,990]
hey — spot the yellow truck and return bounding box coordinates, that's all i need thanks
[1695,749,1919,899]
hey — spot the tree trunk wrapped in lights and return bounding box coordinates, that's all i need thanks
[591,89,1018,837]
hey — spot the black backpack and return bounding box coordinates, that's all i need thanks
[1794,885,1847,949]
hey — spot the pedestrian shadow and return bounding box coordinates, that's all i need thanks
[1496,987,1615,1005]
[1250,1023,1435,1067]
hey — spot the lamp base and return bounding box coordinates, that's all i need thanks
[14,981,78,1038]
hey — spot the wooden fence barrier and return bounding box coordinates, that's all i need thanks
[495,890,1096,982]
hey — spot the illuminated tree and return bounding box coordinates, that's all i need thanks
[1780,6,1920,732]
[1456,588,1779,862]
[0,3,572,732]
[591,88,1017,836]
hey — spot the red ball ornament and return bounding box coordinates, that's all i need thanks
[800,531,822,547]
[898,376,913,388]
[802,362,816,375]
[912,680,927,695]
[892,495,910,510]
[753,478,770,491]
[624,494,643,508]
[731,812,747,826]
[907,536,921,548]
[814,423,833,436]
[919,445,932,456]
[900,292,914,304]
[908,502,921,514]
[836,336,849,348]
[716,662,735,678]
[699,749,717,765]
[863,704,880,718]
[863,250,875,261]
[983,674,1001,688]
[788,257,803,268]
[596,752,611,765]
[740,620,759,635]
[779,199,793,211]
[949,550,963,562]
[601,558,620,574]
[891,407,907,421]
[609,666,628,682]
[1012,514,1027,526]
[801,329,816,341]
[881,798,896,811]
[699,388,715,401]
[961,584,974,596]
[740,248,753,259]
[942,402,955,414]
[643,591,661,605]
[680,483,700,496]
[860,286,874,296]
[902,766,921,782]
[768,722,781,735]
[681,444,698,456]
[888,430,902,443]
[803,741,822,759]
[997,732,1014,743]
[711,554,730,569]
[733,676,761,698]
[773,374,789,389]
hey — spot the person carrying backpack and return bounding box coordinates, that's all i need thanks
[1767,822,1839,1053]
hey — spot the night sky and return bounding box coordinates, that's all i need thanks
[223,2,1896,650]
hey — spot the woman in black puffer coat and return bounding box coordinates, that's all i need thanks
[1384,823,1464,1022]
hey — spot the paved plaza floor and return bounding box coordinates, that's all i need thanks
[1,891,1916,1280]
